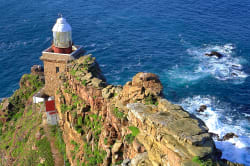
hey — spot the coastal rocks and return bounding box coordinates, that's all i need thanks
[209,132,239,141]
[197,105,207,112]
[205,51,223,58]
[222,132,238,141]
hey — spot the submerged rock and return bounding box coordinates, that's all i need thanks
[205,51,223,58]
[197,105,207,112]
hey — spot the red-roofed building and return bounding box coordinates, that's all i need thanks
[45,100,58,125]
[45,100,55,112]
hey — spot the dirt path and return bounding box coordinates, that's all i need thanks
[42,111,64,166]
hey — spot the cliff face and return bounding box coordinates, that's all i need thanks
[0,54,244,166]
[54,54,225,166]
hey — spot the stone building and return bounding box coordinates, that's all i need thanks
[40,17,84,96]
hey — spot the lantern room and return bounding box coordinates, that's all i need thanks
[52,17,72,54]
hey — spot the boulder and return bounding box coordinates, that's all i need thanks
[121,73,163,102]
[222,132,238,141]
[205,51,223,58]
[31,65,44,75]
[197,105,207,112]
[131,152,151,166]
[132,72,163,96]
[112,141,123,154]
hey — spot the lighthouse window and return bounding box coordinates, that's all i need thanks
[56,67,59,73]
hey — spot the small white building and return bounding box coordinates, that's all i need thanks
[33,91,46,104]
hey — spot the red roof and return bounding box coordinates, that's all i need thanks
[45,100,55,112]
[49,111,58,115]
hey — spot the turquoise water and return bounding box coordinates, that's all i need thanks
[0,0,249,164]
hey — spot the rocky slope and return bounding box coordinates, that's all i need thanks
[0,72,56,165]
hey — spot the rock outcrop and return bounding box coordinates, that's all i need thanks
[52,54,244,166]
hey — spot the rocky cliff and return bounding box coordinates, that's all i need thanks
[53,54,242,166]
[0,54,244,166]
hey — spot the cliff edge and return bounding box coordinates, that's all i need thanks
[54,54,242,166]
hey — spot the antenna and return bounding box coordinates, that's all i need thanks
[58,13,63,18]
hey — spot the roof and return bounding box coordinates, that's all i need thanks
[49,111,58,115]
[52,17,72,32]
[45,100,55,112]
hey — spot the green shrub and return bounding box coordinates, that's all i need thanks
[128,126,140,137]
[192,156,214,166]
[77,116,83,126]
[75,125,83,134]
[125,134,135,144]
[64,89,70,94]
[104,138,108,145]
[70,69,76,76]
[145,95,158,106]
[60,104,68,113]
[81,80,87,86]
[113,107,125,119]
[125,126,139,144]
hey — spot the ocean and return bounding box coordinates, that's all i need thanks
[0,0,249,165]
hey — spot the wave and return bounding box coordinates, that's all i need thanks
[187,44,248,82]
[165,43,248,86]
[178,95,250,165]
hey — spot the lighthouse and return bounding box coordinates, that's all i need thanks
[52,17,72,54]
[40,17,85,96]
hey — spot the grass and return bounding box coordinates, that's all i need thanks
[49,125,71,165]
[0,103,54,166]
[5,74,44,121]
[35,137,54,165]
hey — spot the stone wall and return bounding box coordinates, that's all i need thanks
[43,61,67,96]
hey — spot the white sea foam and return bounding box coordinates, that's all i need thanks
[187,44,248,82]
[178,96,250,165]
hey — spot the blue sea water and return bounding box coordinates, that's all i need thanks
[0,0,250,164]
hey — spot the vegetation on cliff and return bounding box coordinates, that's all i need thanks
[0,74,44,122]
[0,73,55,166]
